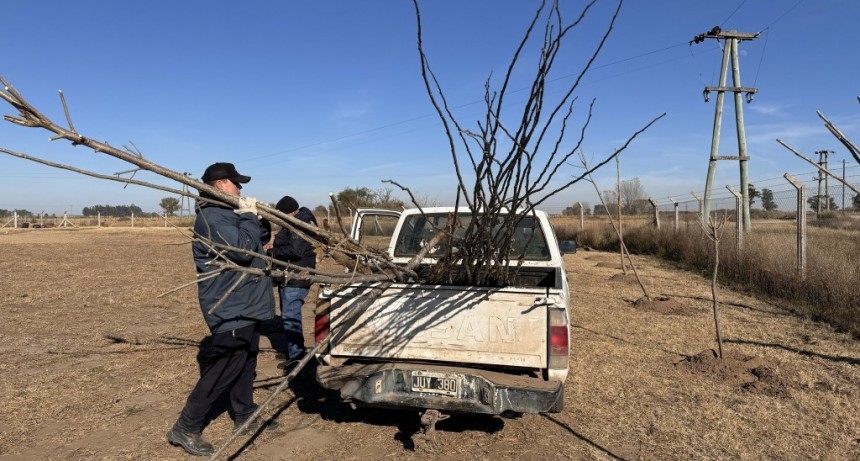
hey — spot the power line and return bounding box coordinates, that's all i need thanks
[740,164,860,186]
[751,0,805,87]
[242,39,694,164]
[751,28,769,88]
[661,171,860,206]
[242,1,811,173]
[720,0,748,27]
[761,0,806,31]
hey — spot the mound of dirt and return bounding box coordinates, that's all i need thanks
[675,349,792,398]
[595,261,631,270]
[609,273,640,284]
[633,296,688,315]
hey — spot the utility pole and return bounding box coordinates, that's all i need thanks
[726,185,743,258]
[180,172,193,217]
[815,150,833,213]
[692,27,759,231]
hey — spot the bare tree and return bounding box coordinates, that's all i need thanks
[619,177,648,214]
[600,189,619,211]
[616,158,625,274]
[578,152,651,301]
[698,211,729,359]
[400,0,663,286]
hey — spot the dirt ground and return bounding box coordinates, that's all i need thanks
[1,227,858,460]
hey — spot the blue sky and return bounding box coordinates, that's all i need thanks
[1,0,858,215]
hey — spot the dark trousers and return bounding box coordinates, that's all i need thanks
[175,323,260,433]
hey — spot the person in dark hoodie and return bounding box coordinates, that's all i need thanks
[265,195,318,370]
[167,162,277,457]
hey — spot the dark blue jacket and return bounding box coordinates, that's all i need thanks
[193,203,275,333]
[268,207,318,288]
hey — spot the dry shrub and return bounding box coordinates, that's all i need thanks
[811,212,860,231]
[618,224,687,259]
[550,216,579,241]
[562,217,696,260]
[613,221,860,338]
[573,222,618,250]
[750,209,795,220]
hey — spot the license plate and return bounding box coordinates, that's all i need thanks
[411,371,459,397]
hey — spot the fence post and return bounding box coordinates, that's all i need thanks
[649,199,660,229]
[784,173,806,279]
[842,159,846,213]
[668,198,679,234]
[577,201,584,230]
[131,211,135,228]
[691,191,703,214]
[13,211,17,228]
[97,211,101,227]
[726,185,743,258]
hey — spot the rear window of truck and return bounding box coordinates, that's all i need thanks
[393,212,550,261]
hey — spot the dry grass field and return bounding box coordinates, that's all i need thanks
[1,227,859,460]
[555,214,860,338]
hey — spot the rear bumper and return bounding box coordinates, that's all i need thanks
[316,362,563,414]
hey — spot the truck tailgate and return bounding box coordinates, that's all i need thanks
[328,284,548,369]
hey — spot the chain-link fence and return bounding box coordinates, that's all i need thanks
[0,212,195,229]
[653,182,859,216]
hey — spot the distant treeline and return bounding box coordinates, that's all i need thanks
[0,208,35,217]
[2,205,159,218]
[82,204,150,217]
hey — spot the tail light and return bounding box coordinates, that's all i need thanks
[548,309,569,369]
[314,298,330,344]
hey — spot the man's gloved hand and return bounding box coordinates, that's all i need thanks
[234,196,259,215]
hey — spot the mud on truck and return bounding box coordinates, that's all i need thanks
[312,207,575,439]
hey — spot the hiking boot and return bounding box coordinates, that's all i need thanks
[277,349,307,372]
[166,426,214,457]
[233,416,279,436]
[276,358,300,372]
[293,349,308,361]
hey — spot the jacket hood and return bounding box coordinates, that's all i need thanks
[296,207,318,225]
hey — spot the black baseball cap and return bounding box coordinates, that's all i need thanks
[201,162,251,184]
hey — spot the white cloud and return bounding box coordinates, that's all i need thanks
[748,102,792,117]
[745,122,826,145]
[334,106,371,120]
[356,163,402,174]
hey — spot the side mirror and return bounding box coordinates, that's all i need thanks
[559,240,577,254]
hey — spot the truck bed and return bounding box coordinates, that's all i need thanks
[325,283,552,370]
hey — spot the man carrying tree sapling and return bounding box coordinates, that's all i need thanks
[167,162,278,457]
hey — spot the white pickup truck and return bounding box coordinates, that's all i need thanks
[313,207,574,432]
